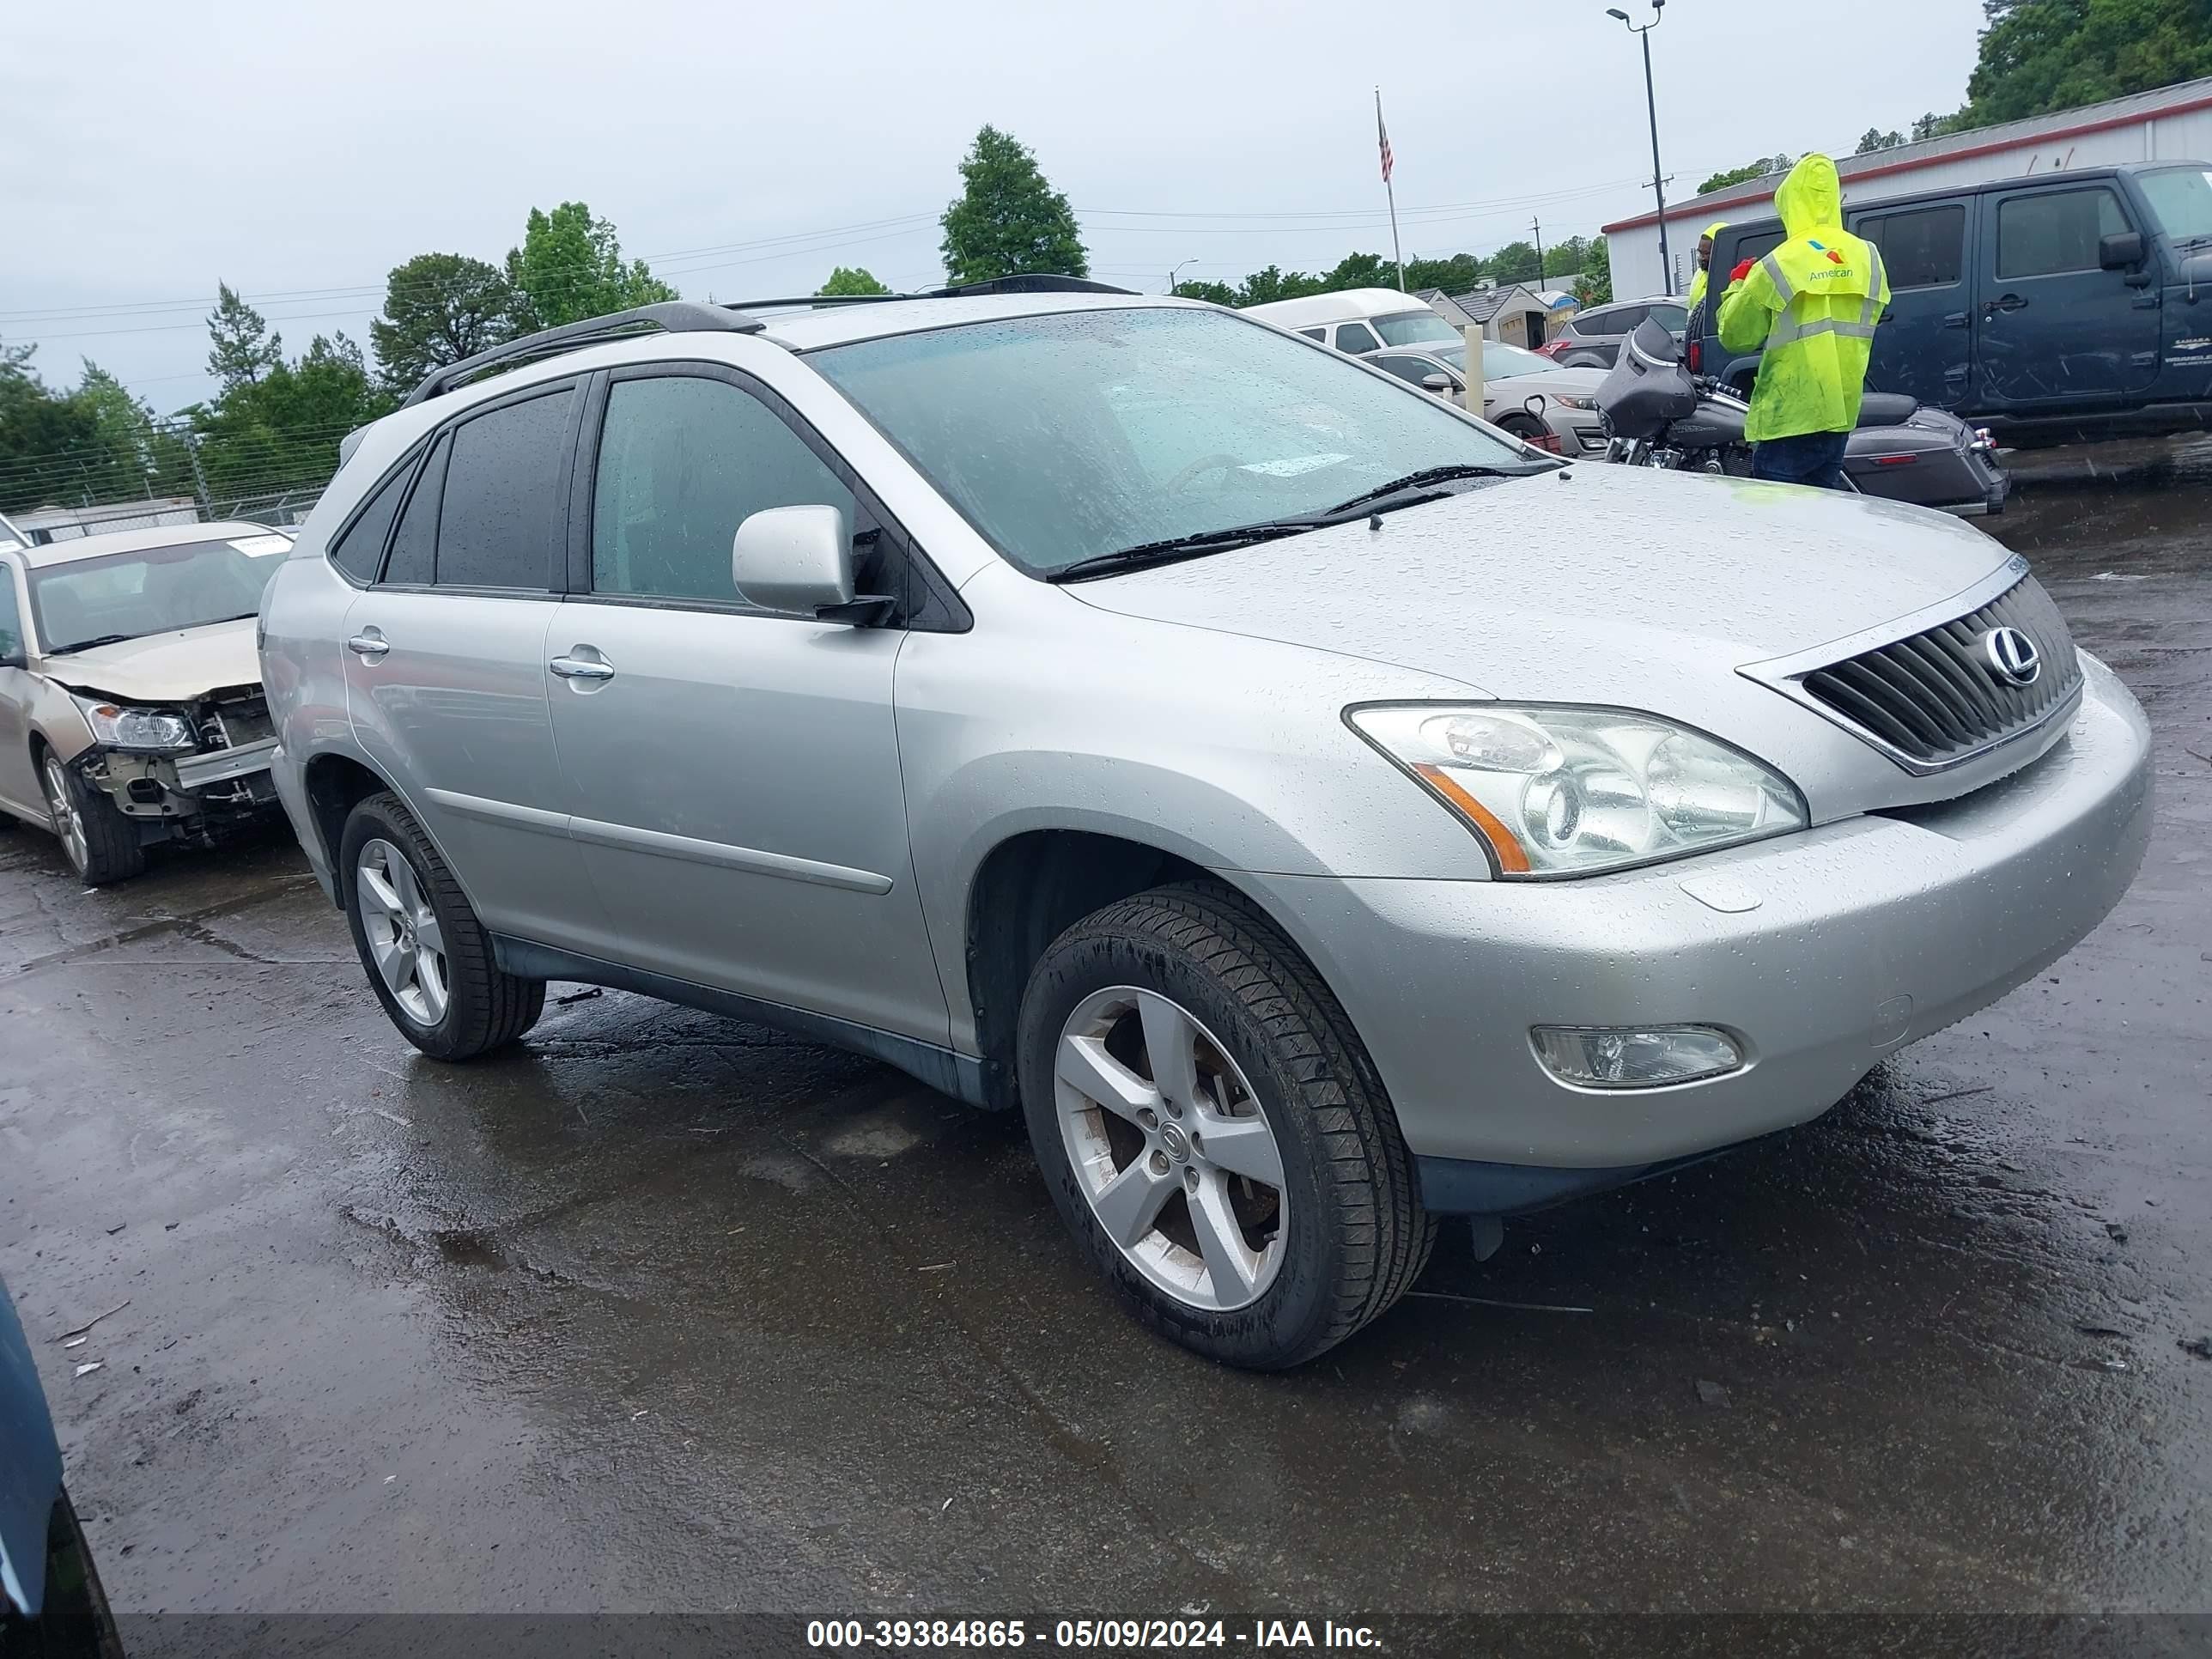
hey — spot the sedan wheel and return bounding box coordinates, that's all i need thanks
[42,756,88,872]
[356,836,450,1025]
[1055,986,1288,1312]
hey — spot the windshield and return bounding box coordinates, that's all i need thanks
[810,307,1528,576]
[1371,308,1460,346]
[2140,167,2212,243]
[27,534,286,654]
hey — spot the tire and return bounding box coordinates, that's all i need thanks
[1,1491,126,1659]
[38,748,144,886]
[1017,881,1434,1370]
[338,790,544,1060]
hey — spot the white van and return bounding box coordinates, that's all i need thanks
[1241,288,1462,356]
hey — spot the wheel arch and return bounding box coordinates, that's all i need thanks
[959,827,1319,1113]
[300,750,480,917]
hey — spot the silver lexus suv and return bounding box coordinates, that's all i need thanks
[258,280,2152,1369]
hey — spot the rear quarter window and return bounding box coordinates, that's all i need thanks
[327,459,414,584]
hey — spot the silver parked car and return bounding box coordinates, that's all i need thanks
[1,522,290,883]
[1361,340,1608,457]
[258,283,2152,1370]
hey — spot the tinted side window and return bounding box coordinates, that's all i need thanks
[1370,355,1430,385]
[1997,188,2128,278]
[1297,327,1327,342]
[1859,204,1965,289]
[1735,230,1788,269]
[381,435,447,586]
[328,459,413,584]
[1648,303,1688,333]
[1603,305,1650,333]
[1334,322,1381,354]
[0,563,22,660]
[434,390,574,590]
[590,375,856,605]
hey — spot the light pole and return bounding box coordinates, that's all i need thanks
[1168,259,1200,295]
[1607,1,1673,295]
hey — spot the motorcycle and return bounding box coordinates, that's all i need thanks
[1592,317,2010,517]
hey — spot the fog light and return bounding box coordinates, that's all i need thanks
[1531,1025,1741,1089]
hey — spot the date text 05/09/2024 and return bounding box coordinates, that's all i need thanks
[805,1619,1382,1650]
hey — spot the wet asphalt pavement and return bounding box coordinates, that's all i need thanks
[2,441,2208,1639]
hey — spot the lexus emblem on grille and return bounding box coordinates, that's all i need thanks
[1982,626,2042,687]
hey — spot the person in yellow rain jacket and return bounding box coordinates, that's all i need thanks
[1717,155,1890,490]
[1684,219,1729,311]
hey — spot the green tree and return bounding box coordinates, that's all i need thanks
[1911,109,1960,140]
[1486,240,1541,285]
[1546,235,1593,283]
[1960,0,2212,126]
[1232,264,1326,307]
[1171,278,1240,306]
[206,282,281,393]
[71,362,194,502]
[1696,155,1794,196]
[939,125,1088,285]
[504,202,678,332]
[191,331,394,507]
[817,265,891,296]
[1404,252,1485,295]
[1572,237,1613,307]
[0,342,97,513]
[1321,251,1396,289]
[1856,127,1906,153]
[369,252,516,392]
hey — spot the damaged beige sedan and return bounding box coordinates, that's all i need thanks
[0,522,290,884]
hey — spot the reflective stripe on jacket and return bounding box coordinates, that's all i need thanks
[1716,156,1891,443]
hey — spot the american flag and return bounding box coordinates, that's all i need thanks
[1376,93,1395,184]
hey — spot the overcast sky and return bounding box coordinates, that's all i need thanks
[3,0,1984,413]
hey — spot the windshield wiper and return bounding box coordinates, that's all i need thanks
[1048,514,1359,583]
[1326,461,1550,515]
[47,634,136,655]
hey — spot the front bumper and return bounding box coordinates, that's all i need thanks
[1238,656,2152,1200]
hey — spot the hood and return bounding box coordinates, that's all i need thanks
[1068,464,2015,714]
[39,617,260,704]
[1776,154,1844,240]
[1486,367,1603,396]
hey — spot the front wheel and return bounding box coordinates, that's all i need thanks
[39,750,144,885]
[1017,883,1434,1369]
[339,791,544,1060]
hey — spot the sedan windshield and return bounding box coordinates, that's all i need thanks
[27,535,286,654]
[809,307,1531,577]
[1370,308,1461,346]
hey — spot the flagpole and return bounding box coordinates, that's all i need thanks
[1376,88,1405,291]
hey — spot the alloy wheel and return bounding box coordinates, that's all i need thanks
[1054,986,1288,1311]
[41,757,88,873]
[356,837,449,1025]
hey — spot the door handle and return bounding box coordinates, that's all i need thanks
[1943,312,1970,330]
[549,654,615,682]
[346,632,388,659]
[1984,293,2029,315]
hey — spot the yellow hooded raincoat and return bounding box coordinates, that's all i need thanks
[1684,219,1729,310]
[1717,155,1890,443]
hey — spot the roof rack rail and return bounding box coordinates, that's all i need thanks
[711,274,1141,313]
[401,300,766,408]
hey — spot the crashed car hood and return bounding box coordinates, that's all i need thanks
[40,618,259,703]
[1068,463,2019,711]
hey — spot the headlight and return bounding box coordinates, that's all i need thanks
[1347,703,1807,877]
[74,697,197,754]
[1546,392,1598,410]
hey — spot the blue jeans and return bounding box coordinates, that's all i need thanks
[1750,430,1852,490]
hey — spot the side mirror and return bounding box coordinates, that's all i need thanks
[0,631,23,671]
[1420,373,1453,393]
[2100,230,2144,270]
[731,504,887,624]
